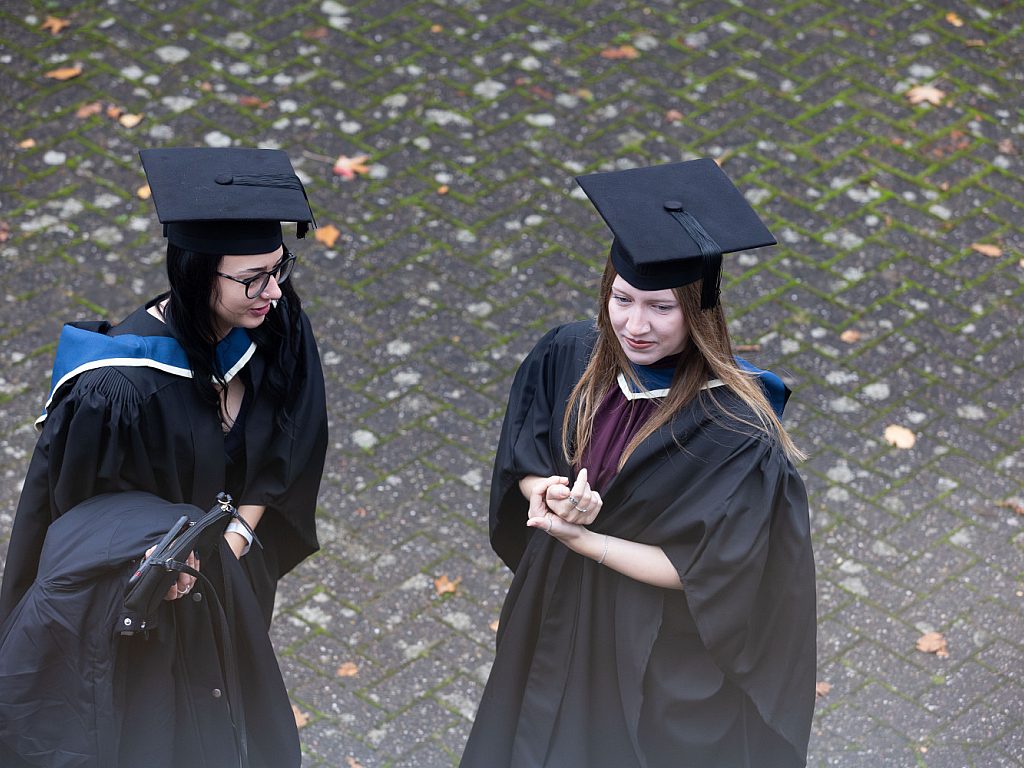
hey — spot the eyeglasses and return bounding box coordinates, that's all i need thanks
[217,251,296,299]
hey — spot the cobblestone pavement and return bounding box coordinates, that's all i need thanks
[1,1,1022,766]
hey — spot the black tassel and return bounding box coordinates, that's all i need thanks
[666,208,723,310]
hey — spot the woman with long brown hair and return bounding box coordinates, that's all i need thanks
[461,159,816,768]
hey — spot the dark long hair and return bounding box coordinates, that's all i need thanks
[163,243,304,427]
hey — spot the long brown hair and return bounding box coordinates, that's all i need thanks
[561,259,805,468]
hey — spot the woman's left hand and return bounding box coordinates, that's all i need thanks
[526,510,591,547]
[224,530,248,560]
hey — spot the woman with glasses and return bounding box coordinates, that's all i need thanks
[0,148,328,767]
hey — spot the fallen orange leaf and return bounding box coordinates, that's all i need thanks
[346,758,365,768]
[734,344,761,353]
[995,499,1024,516]
[336,662,359,677]
[840,329,862,344]
[118,113,144,128]
[430,24,443,33]
[18,138,36,149]
[45,65,83,81]
[916,631,949,658]
[75,101,102,118]
[137,183,152,200]
[314,224,341,248]
[665,109,684,122]
[600,45,639,60]
[964,38,985,47]
[815,681,832,698]
[970,242,1002,258]
[105,105,124,119]
[906,85,945,106]
[41,16,71,35]
[437,184,450,195]
[489,619,500,633]
[292,703,310,728]
[945,12,964,27]
[883,425,916,449]
[332,154,370,180]
[434,574,461,596]
[238,95,271,109]
[302,26,329,40]
[0,221,10,243]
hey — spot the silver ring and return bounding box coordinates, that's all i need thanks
[180,584,191,595]
[545,517,553,532]
[575,504,590,514]
[568,496,579,506]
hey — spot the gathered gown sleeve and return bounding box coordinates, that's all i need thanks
[237,310,329,578]
[0,368,168,622]
[656,436,816,764]
[487,326,571,572]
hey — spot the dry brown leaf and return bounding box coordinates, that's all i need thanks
[332,154,370,180]
[916,631,949,658]
[118,113,144,128]
[314,224,341,248]
[884,424,916,449]
[0,221,10,243]
[238,95,270,109]
[840,329,862,344]
[815,681,832,698]
[437,184,450,195]
[434,574,461,596]
[665,109,684,122]
[136,183,151,200]
[197,80,213,92]
[430,24,443,33]
[336,662,359,677]
[600,45,639,60]
[45,65,83,81]
[945,11,964,27]
[18,138,36,149]
[906,85,945,106]
[489,619,500,633]
[734,344,761,353]
[964,38,986,47]
[302,26,329,40]
[105,105,124,119]
[41,16,71,35]
[75,101,102,118]
[997,138,1015,154]
[346,757,365,768]
[995,499,1024,516]
[970,242,1002,258]
[292,704,310,728]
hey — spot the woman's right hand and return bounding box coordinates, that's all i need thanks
[544,468,603,525]
[143,545,199,600]
[520,475,569,521]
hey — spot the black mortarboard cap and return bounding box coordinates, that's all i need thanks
[139,147,316,255]
[575,158,776,309]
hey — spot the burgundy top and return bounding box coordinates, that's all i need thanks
[579,385,660,492]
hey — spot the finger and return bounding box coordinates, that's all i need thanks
[571,469,588,499]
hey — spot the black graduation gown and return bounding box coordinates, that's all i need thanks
[0,300,329,768]
[460,321,816,768]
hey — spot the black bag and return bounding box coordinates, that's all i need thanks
[117,492,241,635]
